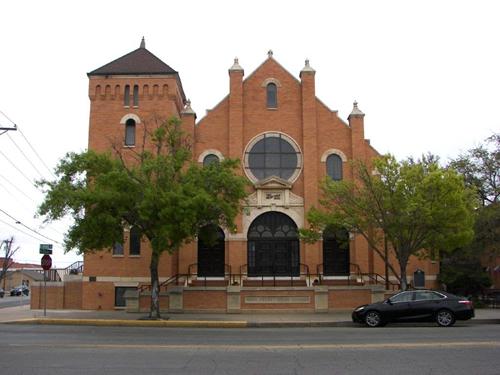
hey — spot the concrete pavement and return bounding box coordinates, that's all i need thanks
[0,304,499,328]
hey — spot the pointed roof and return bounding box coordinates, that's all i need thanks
[88,38,178,76]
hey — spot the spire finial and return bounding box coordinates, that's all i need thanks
[349,100,365,118]
[268,50,273,58]
[181,99,196,116]
[300,58,315,73]
[140,37,146,49]
[229,57,244,72]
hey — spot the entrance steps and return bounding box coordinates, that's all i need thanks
[242,280,308,287]
[189,279,229,287]
[320,279,364,286]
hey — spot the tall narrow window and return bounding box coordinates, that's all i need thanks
[129,226,141,255]
[266,83,277,108]
[326,154,343,181]
[125,119,136,146]
[124,85,130,107]
[112,230,124,255]
[133,85,139,107]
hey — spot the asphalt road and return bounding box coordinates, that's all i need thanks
[0,324,499,374]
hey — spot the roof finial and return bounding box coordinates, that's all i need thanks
[140,37,146,49]
[300,58,315,73]
[229,57,244,72]
[181,99,196,115]
[268,50,273,58]
[349,100,365,117]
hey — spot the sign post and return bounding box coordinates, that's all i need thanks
[41,254,52,317]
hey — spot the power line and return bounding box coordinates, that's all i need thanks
[17,126,56,179]
[0,173,37,203]
[0,208,61,244]
[7,132,46,180]
[0,217,47,243]
[0,149,37,188]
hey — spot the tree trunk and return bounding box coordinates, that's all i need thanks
[149,251,161,319]
[399,260,408,291]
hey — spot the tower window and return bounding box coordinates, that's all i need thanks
[326,154,343,181]
[124,85,130,107]
[266,83,277,108]
[129,226,141,255]
[125,119,136,146]
[133,85,139,107]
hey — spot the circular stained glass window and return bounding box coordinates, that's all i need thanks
[244,133,301,182]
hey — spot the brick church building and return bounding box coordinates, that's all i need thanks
[32,39,438,312]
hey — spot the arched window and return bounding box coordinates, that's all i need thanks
[198,225,225,277]
[124,85,130,107]
[326,154,343,181]
[129,226,141,255]
[133,85,139,107]
[266,83,277,108]
[203,154,219,167]
[125,119,136,146]
[323,226,350,276]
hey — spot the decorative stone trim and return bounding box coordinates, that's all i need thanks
[197,149,224,163]
[119,113,141,124]
[320,148,347,162]
[261,77,282,87]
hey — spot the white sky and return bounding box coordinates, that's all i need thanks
[0,0,498,268]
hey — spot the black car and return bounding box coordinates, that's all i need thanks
[352,290,474,327]
[10,285,29,296]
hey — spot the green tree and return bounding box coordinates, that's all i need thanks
[37,117,248,318]
[302,155,476,290]
[441,134,500,295]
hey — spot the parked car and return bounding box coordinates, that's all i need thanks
[0,288,4,298]
[10,285,29,296]
[352,290,474,327]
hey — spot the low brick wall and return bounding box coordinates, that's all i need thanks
[31,278,83,310]
[328,288,372,309]
[241,288,315,311]
[183,289,227,312]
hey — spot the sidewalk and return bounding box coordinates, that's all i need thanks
[1,305,498,328]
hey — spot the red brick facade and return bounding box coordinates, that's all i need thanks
[36,44,439,312]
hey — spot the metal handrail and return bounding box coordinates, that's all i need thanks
[188,263,232,287]
[65,260,84,275]
[235,263,311,287]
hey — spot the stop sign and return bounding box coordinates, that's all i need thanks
[41,254,52,270]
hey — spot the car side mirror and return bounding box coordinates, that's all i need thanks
[386,299,393,305]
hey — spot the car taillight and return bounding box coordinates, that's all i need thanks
[459,300,473,308]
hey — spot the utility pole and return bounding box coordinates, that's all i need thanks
[0,123,17,135]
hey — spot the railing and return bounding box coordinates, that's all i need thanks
[44,269,61,282]
[315,263,362,286]
[234,263,311,287]
[187,263,232,287]
[361,272,400,290]
[65,260,84,275]
[139,273,189,293]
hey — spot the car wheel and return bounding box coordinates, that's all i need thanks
[364,311,383,327]
[436,309,455,327]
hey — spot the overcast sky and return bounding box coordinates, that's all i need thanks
[0,0,498,268]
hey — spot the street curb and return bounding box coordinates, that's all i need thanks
[5,318,248,328]
[2,318,497,329]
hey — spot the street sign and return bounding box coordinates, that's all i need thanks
[41,254,52,270]
[39,244,53,255]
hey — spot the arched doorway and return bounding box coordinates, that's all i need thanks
[198,225,225,277]
[323,226,350,276]
[247,212,299,276]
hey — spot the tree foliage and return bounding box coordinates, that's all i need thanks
[38,117,248,318]
[441,134,500,294]
[302,154,476,290]
[449,133,499,206]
